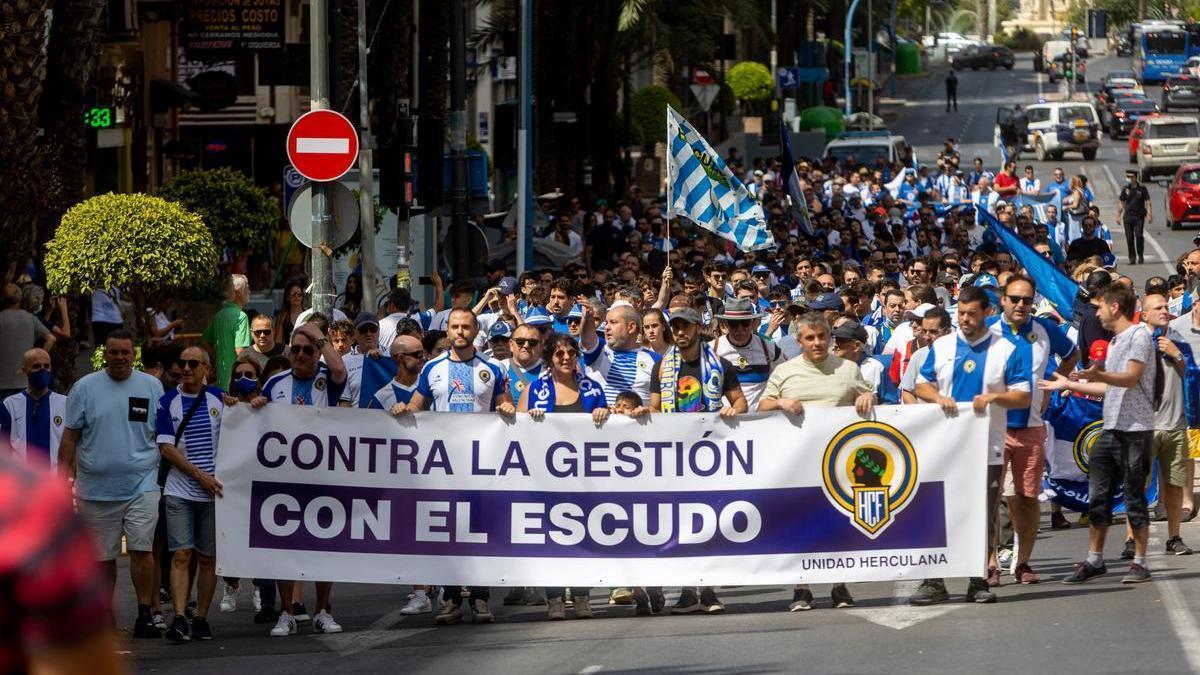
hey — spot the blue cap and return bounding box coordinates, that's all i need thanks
[751,264,772,275]
[567,304,584,321]
[524,306,553,326]
[810,292,845,311]
[488,321,513,340]
[973,273,999,288]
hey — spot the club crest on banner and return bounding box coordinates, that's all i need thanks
[1073,419,1103,474]
[821,421,919,538]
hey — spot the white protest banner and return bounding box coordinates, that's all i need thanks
[215,404,989,586]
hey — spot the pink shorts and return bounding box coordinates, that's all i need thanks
[1003,426,1046,499]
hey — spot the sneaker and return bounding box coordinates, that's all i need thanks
[313,610,343,633]
[830,584,855,608]
[574,594,594,618]
[436,602,463,625]
[986,566,1001,588]
[547,597,566,620]
[270,612,297,637]
[609,587,634,605]
[471,599,494,623]
[908,580,949,606]
[1121,539,1136,561]
[1061,561,1107,584]
[190,617,213,641]
[788,587,815,612]
[253,608,277,624]
[1121,563,1152,584]
[1013,563,1041,584]
[1050,511,1071,530]
[253,587,262,612]
[151,613,167,630]
[220,584,238,613]
[400,592,432,615]
[165,615,191,643]
[633,587,652,616]
[996,548,1014,570]
[291,602,310,623]
[699,587,724,614]
[133,613,162,639]
[965,577,997,603]
[185,601,198,621]
[670,588,704,614]
[502,587,525,605]
[1167,536,1194,556]
[648,587,666,614]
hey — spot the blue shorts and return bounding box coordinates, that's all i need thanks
[165,495,216,557]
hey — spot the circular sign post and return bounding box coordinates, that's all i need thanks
[286,109,359,182]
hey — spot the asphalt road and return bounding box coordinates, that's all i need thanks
[119,55,1200,675]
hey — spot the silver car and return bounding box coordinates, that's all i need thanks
[1137,116,1200,180]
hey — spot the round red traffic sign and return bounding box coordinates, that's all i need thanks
[286,109,359,182]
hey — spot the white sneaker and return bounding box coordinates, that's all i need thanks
[151,612,167,630]
[270,612,297,637]
[313,610,343,633]
[400,592,432,615]
[220,584,238,613]
[253,587,262,612]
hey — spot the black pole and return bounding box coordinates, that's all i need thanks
[624,54,632,199]
[450,0,470,280]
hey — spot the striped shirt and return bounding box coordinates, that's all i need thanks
[713,335,784,411]
[262,365,346,407]
[416,352,508,412]
[988,315,1076,428]
[582,341,659,407]
[155,386,224,502]
[0,391,67,471]
[367,380,418,410]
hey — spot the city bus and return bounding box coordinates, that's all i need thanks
[1132,22,1189,82]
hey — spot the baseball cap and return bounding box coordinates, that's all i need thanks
[524,306,553,326]
[973,273,999,288]
[498,276,519,295]
[488,321,513,340]
[751,264,772,276]
[905,302,937,320]
[567,304,585,321]
[831,321,869,343]
[354,311,380,328]
[810,292,845,311]
[668,307,702,325]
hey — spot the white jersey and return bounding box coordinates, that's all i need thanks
[581,340,659,407]
[0,391,67,471]
[712,334,784,411]
[416,352,509,412]
[261,365,346,407]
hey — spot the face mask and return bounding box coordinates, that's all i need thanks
[28,368,53,391]
[232,376,258,395]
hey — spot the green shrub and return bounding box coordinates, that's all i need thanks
[159,167,278,254]
[630,85,683,147]
[727,61,773,102]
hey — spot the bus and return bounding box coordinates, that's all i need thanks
[1132,22,1189,82]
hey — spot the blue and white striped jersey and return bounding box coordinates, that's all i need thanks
[988,315,1076,428]
[155,386,224,502]
[416,352,508,412]
[0,391,67,471]
[582,341,659,407]
[262,365,346,407]
[367,380,418,410]
[918,331,1031,464]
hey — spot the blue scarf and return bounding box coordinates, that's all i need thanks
[528,371,607,413]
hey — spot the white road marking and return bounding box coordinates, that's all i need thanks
[296,137,350,154]
[1100,163,1174,273]
[317,608,431,656]
[843,579,962,630]
[1147,525,1200,671]
[579,666,605,674]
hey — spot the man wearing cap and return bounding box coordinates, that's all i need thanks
[485,321,513,361]
[898,307,953,403]
[713,298,784,411]
[831,320,888,397]
[760,312,874,611]
[339,312,383,407]
[988,275,1078,584]
[887,302,937,387]
[1117,170,1152,265]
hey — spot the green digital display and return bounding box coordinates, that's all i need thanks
[84,106,116,129]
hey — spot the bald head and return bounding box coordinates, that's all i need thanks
[23,348,51,370]
[390,335,423,358]
[22,348,52,392]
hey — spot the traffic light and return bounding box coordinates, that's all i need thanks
[379,113,414,211]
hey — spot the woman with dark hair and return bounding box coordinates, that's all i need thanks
[336,273,362,318]
[516,333,609,620]
[275,279,307,342]
[641,308,672,355]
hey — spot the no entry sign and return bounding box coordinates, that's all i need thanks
[286,109,359,182]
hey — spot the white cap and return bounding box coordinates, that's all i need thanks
[905,302,938,320]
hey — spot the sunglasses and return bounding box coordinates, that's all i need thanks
[513,338,541,348]
[290,344,316,356]
[1005,295,1035,306]
[178,359,206,370]
[253,329,273,336]
[552,350,579,360]
[234,371,257,380]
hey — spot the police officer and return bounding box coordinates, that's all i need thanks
[1118,169,1152,265]
[945,70,958,113]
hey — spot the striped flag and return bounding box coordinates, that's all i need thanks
[779,117,814,238]
[667,106,773,251]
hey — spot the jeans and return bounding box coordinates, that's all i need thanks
[1088,429,1152,530]
[1123,217,1145,262]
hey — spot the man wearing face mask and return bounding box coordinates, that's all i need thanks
[0,348,66,471]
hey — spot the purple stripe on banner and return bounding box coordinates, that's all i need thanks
[248,481,947,557]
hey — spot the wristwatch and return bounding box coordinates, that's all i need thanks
[315,337,328,349]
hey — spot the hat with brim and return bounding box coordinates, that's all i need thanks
[524,307,553,326]
[904,302,938,320]
[715,297,762,321]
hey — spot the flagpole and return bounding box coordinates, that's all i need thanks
[665,106,672,265]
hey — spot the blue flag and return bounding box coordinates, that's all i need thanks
[1011,191,1062,226]
[778,118,814,238]
[979,208,1080,318]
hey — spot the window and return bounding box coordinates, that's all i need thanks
[1057,106,1095,123]
[1146,32,1187,54]
[1026,108,1052,124]
[1180,169,1200,184]
[1148,122,1200,139]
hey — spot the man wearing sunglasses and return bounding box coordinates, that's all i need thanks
[502,324,545,402]
[253,321,347,637]
[340,313,383,408]
[1,348,65,472]
[238,315,284,370]
[713,298,783,412]
[987,275,1077,585]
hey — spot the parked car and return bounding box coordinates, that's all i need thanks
[1106,96,1160,139]
[999,102,1101,161]
[1163,74,1200,111]
[1137,115,1200,181]
[1165,164,1200,229]
[1128,114,1163,163]
[1101,70,1139,86]
[951,44,1015,70]
[922,32,980,54]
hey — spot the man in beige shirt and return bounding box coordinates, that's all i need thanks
[759,312,875,612]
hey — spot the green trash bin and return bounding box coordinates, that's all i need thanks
[896,42,921,75]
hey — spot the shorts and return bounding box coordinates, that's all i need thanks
[1153,429,1190,488]
[77,490,161,561]
[1188,428,1200,459]
[165,495,216,557]
[1002,426,1046,499]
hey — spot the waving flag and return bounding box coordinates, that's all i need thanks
[778,118,814,238]
[979,208,1080,318]
[1011,191,1062,225]
[667,106,773,251]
